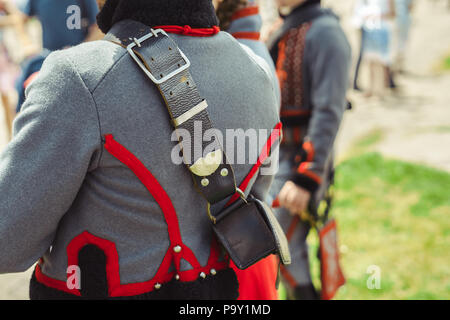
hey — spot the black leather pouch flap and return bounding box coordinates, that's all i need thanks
[212,196,291,270]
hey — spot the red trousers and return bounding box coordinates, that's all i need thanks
[232,255,279,300]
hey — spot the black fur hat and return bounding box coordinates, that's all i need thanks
[97,0,219,34]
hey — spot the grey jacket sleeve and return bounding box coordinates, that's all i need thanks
[292,22,351,193]
[0,50,101,273]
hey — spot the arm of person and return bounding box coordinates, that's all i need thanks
[279,24,351,216]
[0,50,102,273]
[293,25,351,195]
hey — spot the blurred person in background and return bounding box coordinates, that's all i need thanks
[352,0,368,91]
[268,0,351,299]
[216,0,279,99]
[0,0,33,140]
[356,0,396,98]
[18,0,100,51]
[215,0,281,300]
[15,0,101,112]
[394,0,414,73]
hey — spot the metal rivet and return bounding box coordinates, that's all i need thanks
[173,245,182,253]
[201,178,209,187]
[154,283,162,290]
[210,269,217,276]
[199,272,206,279]
[175,274,180,281]
[220,168,229,177]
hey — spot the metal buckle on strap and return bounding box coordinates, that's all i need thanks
[126,28,191,85]
[206,188,248,224]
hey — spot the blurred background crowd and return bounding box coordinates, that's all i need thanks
[0,0,449,300]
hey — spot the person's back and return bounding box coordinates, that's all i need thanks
[0,0,280,300]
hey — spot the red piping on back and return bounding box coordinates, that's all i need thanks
[227,122,283,206]
[35,122,281,297]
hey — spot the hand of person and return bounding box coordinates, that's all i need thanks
[277,181,311,216]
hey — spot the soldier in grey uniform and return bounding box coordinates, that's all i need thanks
[0,0,281,299]
[268,0,351,299]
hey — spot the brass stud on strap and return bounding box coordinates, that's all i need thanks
[154,283,162,290]
[201,178,209,187]
[175,274,180,281]
[199,272,206,279]
[173,245,182,253]
[210,269,217,276]
[220,168,229,177]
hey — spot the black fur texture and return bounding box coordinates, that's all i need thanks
[97,0,219,34]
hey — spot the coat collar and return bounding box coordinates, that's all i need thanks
[97,0,219,34]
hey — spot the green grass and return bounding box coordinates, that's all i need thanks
[340,128,385,161]
[442,55,450,71]
[294,153,450,300]
[353,129,384,151]
[435,53,450,72]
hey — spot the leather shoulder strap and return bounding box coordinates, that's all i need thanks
[104,20,241,220]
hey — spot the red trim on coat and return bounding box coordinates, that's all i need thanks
[297,163,322,185]
[153,25,220,37]
[35,231,228,297]
[226,122,283,206]
[280,109,311,117]
[231,6,259,21]
[276,37,288,93]
[293,127,301,145]
[228,122,283,300]
[35,264,82,296]
[232,255,279,300]
[103,134,184,249]
[302,141,315,163]
[24,71,39,89]
[34,135,229,298]
[231,31,261,40]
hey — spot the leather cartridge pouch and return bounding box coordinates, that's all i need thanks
[213,195,291,269]
[105,20,291,270]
